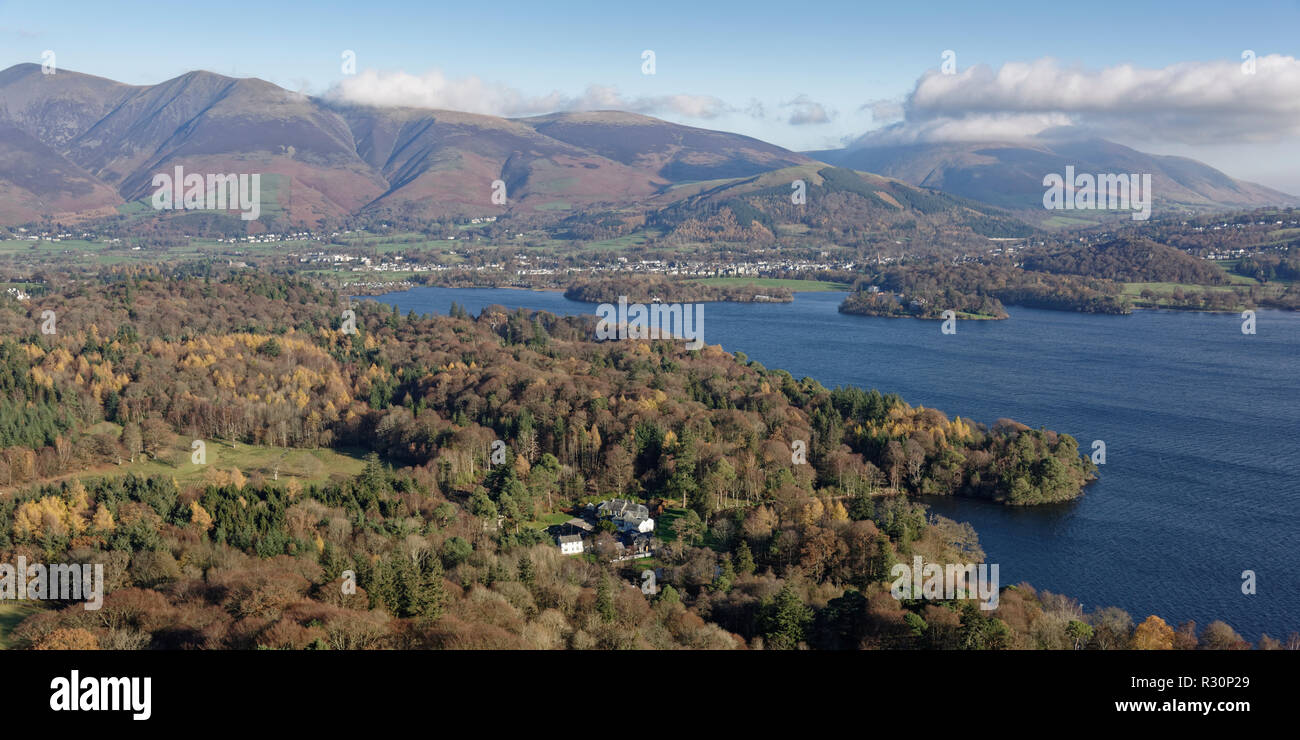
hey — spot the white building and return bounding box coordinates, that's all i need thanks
[558,534,584,555]
[595,499,655,534]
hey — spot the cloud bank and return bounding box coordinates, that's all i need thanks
[854,54,1300,147]
[328,68,732,119]
[327,69,839,128]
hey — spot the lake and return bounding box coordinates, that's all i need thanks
[365,286,1300,641]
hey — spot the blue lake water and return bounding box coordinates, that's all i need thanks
[366,286,1300,641]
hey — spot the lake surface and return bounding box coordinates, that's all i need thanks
[366,286,1300,641]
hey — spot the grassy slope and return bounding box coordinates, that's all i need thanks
[121,438,368,487]
[0,603,42,649]
[1,430,368,496]
[1120,261,1291,310]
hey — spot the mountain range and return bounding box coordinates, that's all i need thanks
[0,63,1294,230]
[808,138,1300,225]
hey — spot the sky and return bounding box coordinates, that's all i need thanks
[3,0,1300,191]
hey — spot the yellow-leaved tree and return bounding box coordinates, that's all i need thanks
[190,500,214,532]
[1132,615,1175,650]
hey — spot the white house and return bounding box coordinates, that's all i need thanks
[595,499,655,534]
[625,516,654,534]
[558,534,584,555]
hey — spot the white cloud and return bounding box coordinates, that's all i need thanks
[327,68,732,119]
[862,112,1075,145]
[782,95,833,125]
[854,55,1300,146]
[860,99,904,124]
[627,91,732,119]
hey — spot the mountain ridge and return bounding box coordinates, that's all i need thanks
[0,65,812,226]
[808,137,1299,223]
[1,64,1293,230]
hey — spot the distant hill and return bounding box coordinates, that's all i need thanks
[808,137,1300,225]
[0,64,812,227]
[522,110,811,182]
[0,120,123,222]
[5,64,1287,237]
[642,163,1034,248]
[1020,236,1230,284]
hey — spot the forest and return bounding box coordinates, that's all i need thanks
[0,267,1276,650]
[563,275,793,304]
[833,232,1300,319]
[838,261,1130,319]
[1020,237,1230,285]
[1233,251,1300,283]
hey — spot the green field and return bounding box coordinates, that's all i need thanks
[129,439,366,487]
[1121,280,1241,295]
[0,238,111,255]
[0,281,45,293]
[654,504,743,551]
[654,506,689,541]
[0,236,206,266]
[0,224,473,270]
[167,443,358,480]
[522,511,571,531]
[581,232,660,251]
[690,277,851,292]
[0,603,42,649]
[1114,259,1294,310]
[1120,280,1251,310]
[45,429,371,492]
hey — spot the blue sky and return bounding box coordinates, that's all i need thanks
[3,0,1299,189]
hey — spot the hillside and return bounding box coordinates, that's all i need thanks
[809,137,1300,224]
[1020,236,1230,284]
[0,65,814,227]
[0,268,1124,653]
[643,164,1034,249]
[522,110,811,181]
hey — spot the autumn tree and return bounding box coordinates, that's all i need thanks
[34,628,100,650]
[1200,621,1249,650]
[120,423,143,463]
[1132,615,1174,650]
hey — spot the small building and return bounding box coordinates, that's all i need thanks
[563,517,594,534]
[558,534,584,555]
[629,533,654,557]
[595,499,655,534]
[609,534,655,562]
